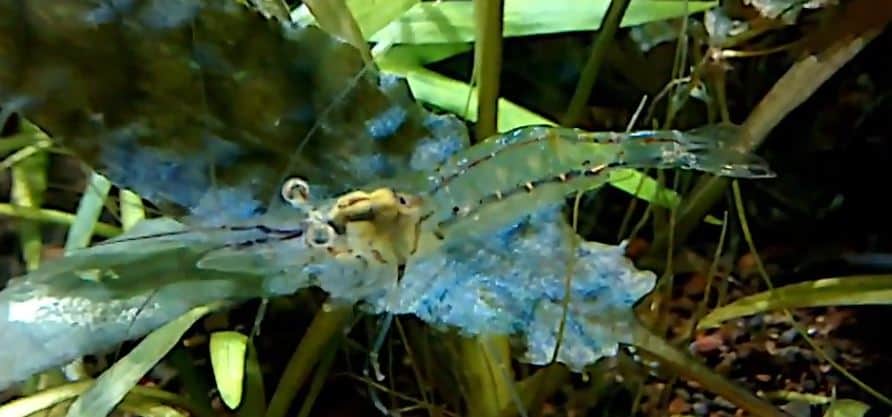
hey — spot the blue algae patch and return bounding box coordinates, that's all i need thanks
[188,187,263,226]
[99,126,246,213]
[377,73,402,90]
[83,0,136,25]
[364,106,408,141]
[410,114,468,171]
[338,153,398,186]
[374,205,655,371]
[0,95,36,116]
[138,0,201,30]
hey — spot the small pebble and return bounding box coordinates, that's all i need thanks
[800,349,817,361]
[778,346,801,364]
[779,328,799,344]
[691,334,725,354]
[747,315,764,329]
[669,397,691,414]
[693,401,710,416]
[711,396,737,410]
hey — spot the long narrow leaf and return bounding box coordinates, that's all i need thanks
[0,204,120,238]
[11,145,48,271]
[65,302,225,417]
[119,189,145,232]
[65,172,113,252]
[698,275,892,329]
[0,381,93,417]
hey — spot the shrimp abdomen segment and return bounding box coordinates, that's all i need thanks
[422,124,775,242]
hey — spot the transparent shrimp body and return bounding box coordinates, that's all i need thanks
[409,123,775,246]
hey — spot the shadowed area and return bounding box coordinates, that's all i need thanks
[0,0,457,218]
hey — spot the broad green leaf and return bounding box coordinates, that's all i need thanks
[301,0,373,60]
[292,0,419,40]
[609,170,680,208]
[210,331,249,409]
[119,189,145,232]
[370,0,717,44]
[374,43,473,65]
[65,302,225,417]
[698,275,892,329]
[379,59,545,128]
[825,399,871,417]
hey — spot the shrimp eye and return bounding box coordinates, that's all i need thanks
[306,222,335,247]
[396,193,417,207]
[281,177,310,207]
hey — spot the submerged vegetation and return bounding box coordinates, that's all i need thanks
[1,1,890,417]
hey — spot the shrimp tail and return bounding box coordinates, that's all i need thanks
[616,124,776,178]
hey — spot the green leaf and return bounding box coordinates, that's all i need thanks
[238,342,267,417]
[292,0,419,40]
[608,169,680,208]
[0,119,52,170]
[0,204,120,238]
[825,399,871,417]
[265,307,353,417]
[65,302,225,417]
[704,214,724,225]
[0,131,43,155]
[210,331,249,410]
[0,380,93,417]
[370,0,717,44]
[10,134,49,271]
[117,399,188,417]
[698,275,892,329]
[119,189,145,232]
[375,43,473,65]
[65,172,113,252]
